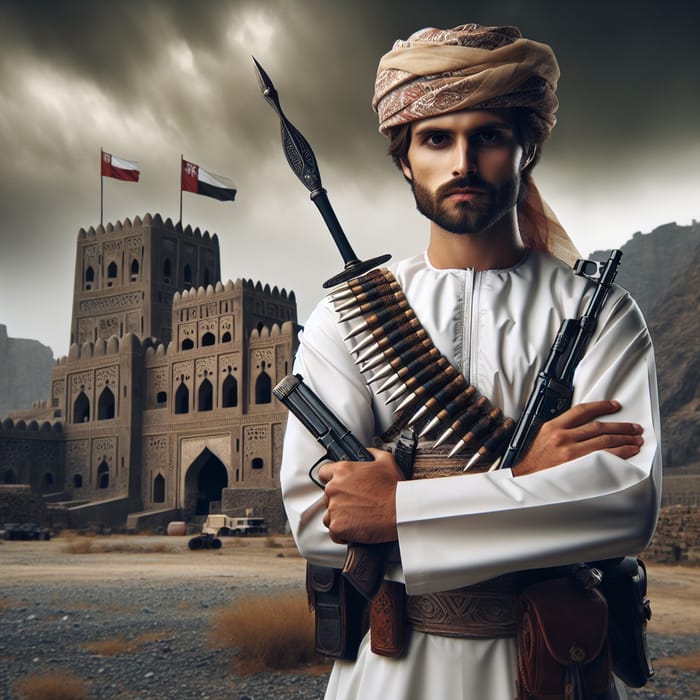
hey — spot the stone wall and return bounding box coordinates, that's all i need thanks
[0,484,49,525]
[643,504,700,564]
[221,487,287,533]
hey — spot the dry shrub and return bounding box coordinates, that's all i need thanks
[82,636,134,656]
[209,591,317,674]
[61,539,172,555]
[82,631,168,656]
[657,648,700,672]
[13,671,89,700]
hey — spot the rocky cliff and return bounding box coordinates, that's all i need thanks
[0,324,55,418]
[590,221,700,469]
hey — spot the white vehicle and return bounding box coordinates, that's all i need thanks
[201,514,268,537]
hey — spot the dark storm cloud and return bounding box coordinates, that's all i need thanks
[0,0,698,357]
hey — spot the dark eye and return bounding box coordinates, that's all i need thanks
[474,130,501,145]
[425,132,449,147]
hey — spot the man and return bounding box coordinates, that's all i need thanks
[280,24,661,700]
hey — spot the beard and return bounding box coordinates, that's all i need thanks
[410,174,521,235]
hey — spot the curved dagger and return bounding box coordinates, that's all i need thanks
[253,57,391,288]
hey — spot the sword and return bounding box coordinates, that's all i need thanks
[252,57,391,288]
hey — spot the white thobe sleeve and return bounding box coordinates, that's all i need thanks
[396,292,662,594]
[280,300,377,570]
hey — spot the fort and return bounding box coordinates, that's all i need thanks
[0,213,299,532]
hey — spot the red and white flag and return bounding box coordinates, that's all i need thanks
[101,151,140,182]
[181,158,236,201]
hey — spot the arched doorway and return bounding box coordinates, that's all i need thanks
[184,448,228,516]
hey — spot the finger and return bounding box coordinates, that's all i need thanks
[571,420,643,443]
[552,400,622,429]
[316,462,337,485]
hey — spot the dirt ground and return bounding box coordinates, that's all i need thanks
[1,533,698,636]
[0,533,308,586]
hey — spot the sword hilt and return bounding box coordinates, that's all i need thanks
[252,57,390,287]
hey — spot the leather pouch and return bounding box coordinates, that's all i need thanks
[597,557,654,688]
[306,563,368,660]
[370,579,408,657]
[516,576,612,700]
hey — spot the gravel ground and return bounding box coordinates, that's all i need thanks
[1,538,698,699]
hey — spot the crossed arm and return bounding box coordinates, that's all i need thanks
[318,399,645,545]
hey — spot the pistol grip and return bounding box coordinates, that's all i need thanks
[342,542,391,600]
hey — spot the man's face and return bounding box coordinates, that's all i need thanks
[401,110,528,235]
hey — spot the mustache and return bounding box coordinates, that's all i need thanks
[435,176,494,198]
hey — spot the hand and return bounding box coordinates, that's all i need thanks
[317,448,404,545]
[513,400,644,476]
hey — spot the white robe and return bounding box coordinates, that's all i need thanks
[280,250,662,700]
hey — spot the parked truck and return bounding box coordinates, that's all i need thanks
[187,513,268,550]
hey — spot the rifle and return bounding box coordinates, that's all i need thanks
[500,249,622,470]
[273,373,391,600]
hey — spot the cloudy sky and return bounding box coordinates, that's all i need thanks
[1,0,698,358]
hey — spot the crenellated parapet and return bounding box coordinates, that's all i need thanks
[65,334,145,361]
[77,213,219,244]
[0,417,63,433]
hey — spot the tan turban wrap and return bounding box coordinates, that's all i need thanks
[372,24,580,266]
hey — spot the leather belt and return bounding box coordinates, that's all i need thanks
[406,574,517,638]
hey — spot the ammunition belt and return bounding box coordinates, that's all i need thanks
[329,267,515,470]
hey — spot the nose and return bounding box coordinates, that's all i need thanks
[452,139,476,178]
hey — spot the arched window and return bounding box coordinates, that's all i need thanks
[255,363,272,404]
[43,472,54,489]
[73,390,90,423]
[203,267,211,286]
[107,261,118,286]
[183,263,192,287]
[97,461,109,489]
[73,473,83,488]
[221,331,232,343]
[85,266,94,290]
[3,469,16,484]
[182,338,194,350]
[156,391,167,405]
[175,382,189,414]
[222,374,237,408]
[130,258,140,281]
[97,386,115,420]
[163,258,172,283]
[153,474,165,503]
[201,332,215,347]
[251,458,264,470]
[198,378,213,411]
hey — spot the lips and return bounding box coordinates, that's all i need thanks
[444,187,487,202]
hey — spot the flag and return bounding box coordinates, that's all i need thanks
[181,159,236,202]
[101,151,140,181]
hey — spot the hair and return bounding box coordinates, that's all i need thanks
[386,107,550,188]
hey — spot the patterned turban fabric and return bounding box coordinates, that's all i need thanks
[372,24,580,265]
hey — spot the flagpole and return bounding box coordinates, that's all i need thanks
[179,154,183,227]
[100,147,104,226]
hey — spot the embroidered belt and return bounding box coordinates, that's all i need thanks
[406,574,518,638]
[402,446,517,639]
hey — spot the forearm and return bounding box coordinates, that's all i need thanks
[396,443,660,594]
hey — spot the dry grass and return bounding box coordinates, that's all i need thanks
[13,671,89,700]
[60,536,173,555]
[81,631,169,656]
[656,648,700,672]
[208,591,321,674]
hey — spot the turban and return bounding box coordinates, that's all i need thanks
[372,24,559,136]
[372,24,579,266]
